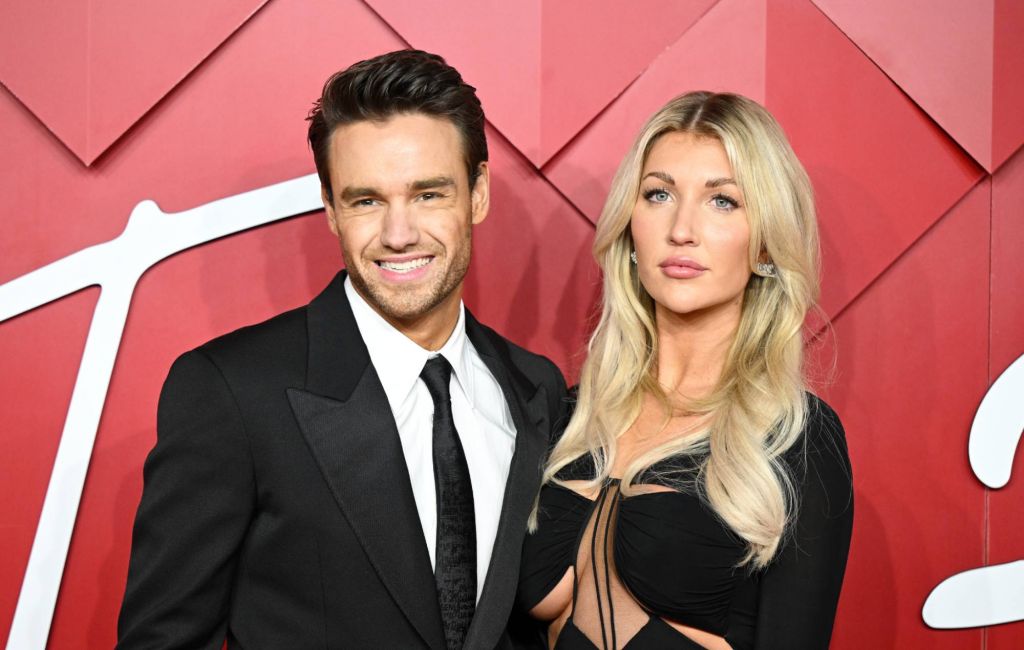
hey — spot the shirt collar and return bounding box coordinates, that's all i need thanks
[344,276,475,410]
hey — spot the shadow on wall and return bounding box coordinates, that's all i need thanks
[464,161,600,382]
[832,490,897,648]
[539,200,601,383]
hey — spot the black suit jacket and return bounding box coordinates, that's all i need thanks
[117,272,569,649]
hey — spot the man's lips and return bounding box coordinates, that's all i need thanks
[658,256,707,279]
[373,254,436,282]
[375,255,435,272]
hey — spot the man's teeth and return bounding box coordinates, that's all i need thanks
[379,257,432,272]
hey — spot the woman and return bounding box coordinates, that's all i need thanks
[517,92,853,650]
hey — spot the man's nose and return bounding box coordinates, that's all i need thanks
[380,204,420,250]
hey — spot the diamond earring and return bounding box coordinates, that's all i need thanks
[756,262,777,276]
[630,251,638,265]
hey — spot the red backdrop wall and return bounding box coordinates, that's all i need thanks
[1,0,1022,647]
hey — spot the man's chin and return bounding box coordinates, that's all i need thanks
[374,297,446,324]
[355,277,444,322]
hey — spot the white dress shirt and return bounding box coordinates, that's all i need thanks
[345,277,516,601]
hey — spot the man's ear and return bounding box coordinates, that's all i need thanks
[470,162,490,226]
[322,186,339,236]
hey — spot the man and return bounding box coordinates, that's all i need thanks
[117,50,568,649]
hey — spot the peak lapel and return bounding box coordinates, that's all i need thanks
[289,273,445,650]
[463,314,551,649]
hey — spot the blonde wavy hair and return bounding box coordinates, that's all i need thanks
[540,91,820,568]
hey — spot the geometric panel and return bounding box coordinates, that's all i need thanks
[0,0,269,165]
[766,0,984,319]
[812,0,995,170]
[994,0,1024,173]
[364,0,718,166]
[814,0,1024,173]
[465,127,599,379]
[544,0,767,222]
[363,0,541,161]
[539,0,719,165]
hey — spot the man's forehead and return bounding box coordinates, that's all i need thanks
[330,113,461,150]
[327,114,467,187]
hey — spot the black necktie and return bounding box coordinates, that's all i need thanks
[420,355,476,650]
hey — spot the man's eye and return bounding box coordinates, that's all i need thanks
[419,192,441,201]
[353,199,376,207]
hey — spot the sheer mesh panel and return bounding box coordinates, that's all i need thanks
[548,481,729,650]
[571,482,652,649]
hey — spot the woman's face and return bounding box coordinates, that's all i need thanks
[630,132,751,322]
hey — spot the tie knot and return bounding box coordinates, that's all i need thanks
[420,355,453,402]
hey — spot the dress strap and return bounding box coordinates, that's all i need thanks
[589,485,612,649]
[603,488,620,650]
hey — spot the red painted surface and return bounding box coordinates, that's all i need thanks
[993,0,1024,171]
[537,0,718,164]
[987,145,1024,649]
[814,0,1024,173]
[367,0,720,166]
[812,0,995,170]
[0,0,271,165]
[0,289,98,641]
[766,0,983,319]
[545,0,768,223]
[464,128,599,377]
[0,0,1021,647]
[990,147,1024,382]
[818,182,991,649]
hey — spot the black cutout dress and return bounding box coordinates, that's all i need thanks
[517,395,853,650]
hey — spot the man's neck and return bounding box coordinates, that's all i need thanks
[358,285,464,352]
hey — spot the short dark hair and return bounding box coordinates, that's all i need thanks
[307,49,488,202]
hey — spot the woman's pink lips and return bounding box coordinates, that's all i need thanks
[658,257,707,279]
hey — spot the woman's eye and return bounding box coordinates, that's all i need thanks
[644,189,672,203]
[712,194,739,210]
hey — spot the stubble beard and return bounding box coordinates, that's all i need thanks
[346,234,473,324]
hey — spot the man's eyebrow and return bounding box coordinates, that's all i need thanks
[338,177,456,202]
[706,177,737,188]
[409,176,456,192]
[642,171,674,185]
[339,186,378,202]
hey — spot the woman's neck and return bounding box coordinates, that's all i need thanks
[652,299,741,401]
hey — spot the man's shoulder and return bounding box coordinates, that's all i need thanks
[188,303,309,375]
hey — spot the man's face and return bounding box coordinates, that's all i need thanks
[323,113,489,325]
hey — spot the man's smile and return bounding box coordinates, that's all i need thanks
[373,254,437,282]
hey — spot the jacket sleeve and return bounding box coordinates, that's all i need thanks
[753,398,854,649]
[117,349,256,649]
